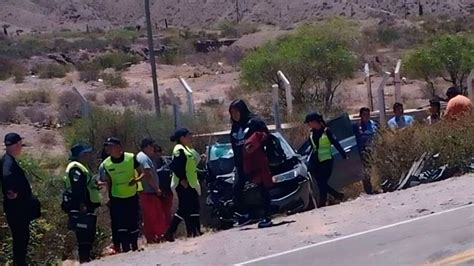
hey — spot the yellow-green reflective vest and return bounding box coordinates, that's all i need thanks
[103,152,137,198]
[310,132,332,162]
[64,161,102,204]
[171,144,201,194]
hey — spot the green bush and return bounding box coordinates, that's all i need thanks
[105,28,139,49]
[368,113,474,188]
[101,72,129,88]
[33,63,70,79]
[218,20,259,38]
[78,62,101,83]
[376,26,401,45]
[0,156,110,264]
[94,52,140,71]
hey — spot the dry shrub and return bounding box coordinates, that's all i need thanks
[78,62,100,83]
[103,91,152,110]
[12,89,52,106]
[39,131,58,146]
[0,57,27,82]
[57,90,84,123]
[368,113,474,189]
[0,100,18,122]
[101,72,128,88]
[222,46,245,66]
[33,63,70,79]
[22,104,49,124]
[84,92,98,102]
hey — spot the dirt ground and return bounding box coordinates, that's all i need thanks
[88,174,474,266]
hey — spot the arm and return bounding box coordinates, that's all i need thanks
[136,154,161,194]
[171,149,187,181]
[245,132,267,154]
[68,167,88,211]
[2,158,19,200]
[326,128,347,159]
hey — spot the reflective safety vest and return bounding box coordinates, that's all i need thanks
[103,152,137,198]
[64,161,102,204]
[171,144,201,195]
[310,131,332,163]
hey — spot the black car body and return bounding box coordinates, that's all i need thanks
[205,132,314,228]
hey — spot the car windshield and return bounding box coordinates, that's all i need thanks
[209,143,233,161]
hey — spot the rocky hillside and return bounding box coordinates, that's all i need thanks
[1,0,472,32]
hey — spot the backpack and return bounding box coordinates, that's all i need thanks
[265,134,286,167]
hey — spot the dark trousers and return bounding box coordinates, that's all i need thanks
[259,185,272,218]
[71,213,97,263]
[167,184,201,237]
[233,168,248,214]
[310,159,342,207]
[6,213,30,266]
[110,195,139,252]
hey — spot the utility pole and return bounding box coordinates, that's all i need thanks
[145,0,161,116]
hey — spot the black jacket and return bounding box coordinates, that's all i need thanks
[229,100,268,171]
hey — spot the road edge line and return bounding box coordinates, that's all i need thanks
[235,203,474,265]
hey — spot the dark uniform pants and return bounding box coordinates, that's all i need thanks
[110,195,139,252]
[6,212,30,266]
[69,212,97,263]
[310,159,342,207]
[167,184,201,237]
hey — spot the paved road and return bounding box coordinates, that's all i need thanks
[238,205,474,266]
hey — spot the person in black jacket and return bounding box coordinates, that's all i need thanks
[305,113,347,208]
[229,99,271,226]
[1,133,33,266]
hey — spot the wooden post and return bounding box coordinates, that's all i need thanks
[145,0,161,116]
[378,72,391,127]
[468,69,474,103]
[277,70,293,115]
[178,77,195,115]
[272,84,282,132]
[364,63,374,111]
[394,59,402,103]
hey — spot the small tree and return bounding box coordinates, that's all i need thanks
[240,27,355,111]
[405,34,474,91]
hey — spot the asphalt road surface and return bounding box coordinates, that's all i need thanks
[237,204,474,266]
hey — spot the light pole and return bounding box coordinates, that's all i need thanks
[145,0,161,116]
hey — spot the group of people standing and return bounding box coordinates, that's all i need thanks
[1,87,471,264]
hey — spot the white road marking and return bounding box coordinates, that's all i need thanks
[236,204,474,265]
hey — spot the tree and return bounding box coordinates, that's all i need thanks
[240,27,355,111]
[405,34,474,92]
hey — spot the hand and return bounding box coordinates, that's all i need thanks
[96,181,106,190]
[6,190,17,200]
[129,176,142,186]
[80,204,87,214]
[180,179,189,188]
[155,188,162,197]
[200,154,207,163]
[245,144,253,152]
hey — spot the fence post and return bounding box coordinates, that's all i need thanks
[166,89,181,130]
[178,77,194,115]
[467,69,474,103]
[364,63,374,111]
[272,84,282,132]
[378,72,391,127]
[277,70,293,115]
[71,87,90,117]
[394,59,402,103]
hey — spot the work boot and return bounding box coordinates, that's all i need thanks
[258,217,273,228]
[191,214,202,237]
[164,215,182,242]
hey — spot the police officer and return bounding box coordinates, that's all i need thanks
[305,113,348,208]
[1,133,37,266]
[102,137,141,252]
[164,128,203,241]
[63,144,102,263]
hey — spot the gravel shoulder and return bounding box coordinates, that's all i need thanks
[90,174,474,266]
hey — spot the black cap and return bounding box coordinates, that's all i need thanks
[70,144,93,160]
[104,137,121,146]
[170,128,191,142]
[140,138,155,149]
[304,112,323,124]
[446,86,461,97]
[4,133,23,146]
